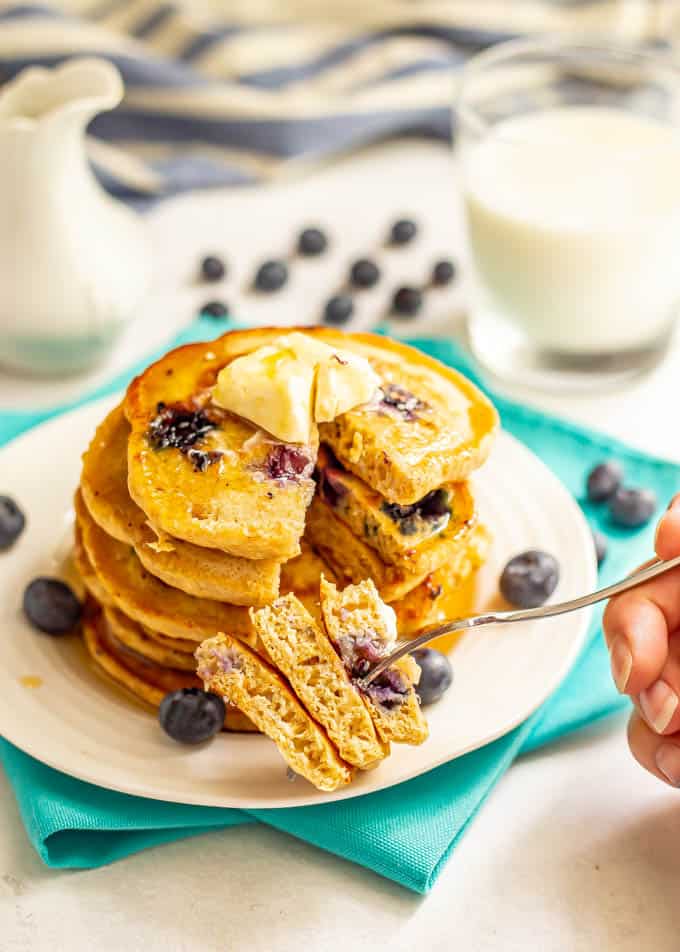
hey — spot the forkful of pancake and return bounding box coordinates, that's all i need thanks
[75,328,498,791]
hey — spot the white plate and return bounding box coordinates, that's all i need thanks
[0,398,596,808]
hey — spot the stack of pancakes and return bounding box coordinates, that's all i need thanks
[73,328,497,729]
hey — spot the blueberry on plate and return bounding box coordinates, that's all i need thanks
[200,254,226,282]
[200,299,229,319]
[592,528,607,566]
[412,648,453,706]
[159,687,226,744]
[298,227,328,256]
[323,294,354,326]
[500,550,559,608]
[0,495,25,550]
[390,218,418,245]
[432,259,456,286]
[254,259,289,292]
[609,487,657,528]
[23,577,81,635]
[350,258,381,289]
[391,286,423,318]
[586,460,623,502]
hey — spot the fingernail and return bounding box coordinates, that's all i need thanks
[655,743,680,787]
[640,679,679,733]
[610,637,632,693]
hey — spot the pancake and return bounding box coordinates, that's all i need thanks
[251,593,389,769]
[82,600,257,731]
[124,329,320,561]
[306,494,487,601]
[320,578,428,746]
[75,490,256,644]
[123,328,496,559]
[316,445,475,565]
[104,604,197,671]
[80,405,281,605]
[196,632,354,791]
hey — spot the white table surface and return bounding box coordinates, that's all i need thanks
[1,142,679,952]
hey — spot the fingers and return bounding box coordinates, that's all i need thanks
[602,568,680,695]
[628,710,680,787]
[655,494,680,560]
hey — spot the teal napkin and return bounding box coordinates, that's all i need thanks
[1,320,678,893]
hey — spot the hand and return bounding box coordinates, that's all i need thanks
[603,496,680,787]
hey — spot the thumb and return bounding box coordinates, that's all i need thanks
[655,495,680,559]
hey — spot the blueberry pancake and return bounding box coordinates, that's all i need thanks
[124,328,496,558]
[124,329,320,561]
[320,578,428,746]
[81,404,281,605]
[104,604,197,671]
[316,445,476,567]
[82,599,256,731]
[196,632,355,791]
[306,494,485,601]
[250,593,389,769]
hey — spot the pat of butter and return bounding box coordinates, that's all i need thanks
[212,332,379,443]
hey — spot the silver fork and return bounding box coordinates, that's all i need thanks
[360,554,680,687]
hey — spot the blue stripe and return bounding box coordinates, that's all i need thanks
[179,25,243,61]
[90,104,451,158]
[351,55,460,91]
[0,53,209,89]
[132,3,174,39]
[0,4,62,19]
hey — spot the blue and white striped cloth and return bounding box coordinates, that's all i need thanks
[0,0,671,199]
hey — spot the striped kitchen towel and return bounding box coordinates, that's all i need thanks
[0,0,672,199]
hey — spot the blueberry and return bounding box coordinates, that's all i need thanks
[298,227,328,256]
[592,529,607,566]
[350,258,380,289]
[609,487,657,528]
[323,294,354,326]
[254,259,288,292]
[0,495,25,550]
[23,577,81,635]
[412,648,453,705]
[200,254,225,282]
[586,461,623,502]
[500,550,559,608]
[390,218,418,245]
[392,286,423,317]
[432,259,456,285]
[200,299,229,319]
[159,687,225,744]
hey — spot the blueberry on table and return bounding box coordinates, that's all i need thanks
[390,218,418,245]
[592,529,607,566]
[586,460,623,502]
[391,286,423,317]
[500,550,559,608]
[200,299,229,319]
[159,688,225,744]
[323,294,354,326]
[609,487,657,528]
[298,227,328,256]
[350,258,381,289]
[432,259,456,286]
[254,259,289,292]
[23,577,81,635]
[0,495,25,550]
[200,254,226,282]
[412,648,453,705]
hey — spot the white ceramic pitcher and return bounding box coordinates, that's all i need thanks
[0,58,152,375]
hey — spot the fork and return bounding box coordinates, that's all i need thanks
[360,554,680,687]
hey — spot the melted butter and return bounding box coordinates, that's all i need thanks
[19,675,43,689]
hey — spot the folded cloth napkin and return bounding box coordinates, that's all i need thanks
[1,320,678,893]
[0,2,664,200]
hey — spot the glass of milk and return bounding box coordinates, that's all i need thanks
[456,38,680,389]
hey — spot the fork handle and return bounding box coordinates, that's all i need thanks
[361,553,680,686]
